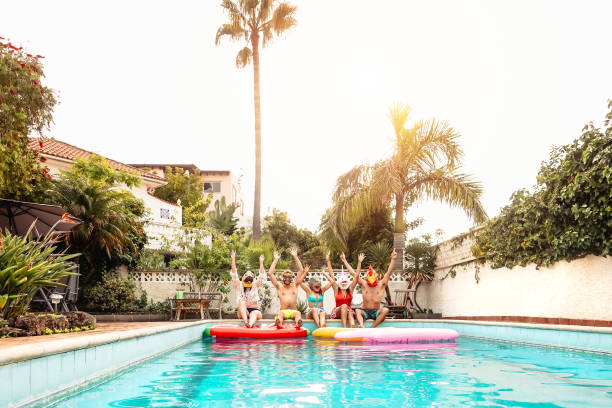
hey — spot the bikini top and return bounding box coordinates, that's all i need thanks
[307,293,324,307]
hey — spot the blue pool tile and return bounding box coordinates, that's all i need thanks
[29,356,48,397]
[0,364,11,407]
[45,353,65,393]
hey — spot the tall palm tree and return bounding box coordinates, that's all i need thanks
[215,0,297,241]
[330,102,487,270]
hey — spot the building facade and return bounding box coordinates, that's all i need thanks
[29,138,183,250]
[129,164,244,218]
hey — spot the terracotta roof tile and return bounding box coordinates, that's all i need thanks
[29,138,165,182]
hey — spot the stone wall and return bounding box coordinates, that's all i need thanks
[416,234,612,322]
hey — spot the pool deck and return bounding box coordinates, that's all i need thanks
[0,320,208,366]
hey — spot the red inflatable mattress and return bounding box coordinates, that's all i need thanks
[205,323,309,339]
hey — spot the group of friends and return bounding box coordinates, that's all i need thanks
[229,248,398,329]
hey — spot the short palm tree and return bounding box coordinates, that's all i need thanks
[332,102,487,269]
[215,0,297,241]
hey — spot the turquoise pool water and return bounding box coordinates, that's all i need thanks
[48,336,612,407]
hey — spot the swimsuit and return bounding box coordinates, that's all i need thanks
[307,293,325,314]
[330,290,355,318]
[247,307,260,314]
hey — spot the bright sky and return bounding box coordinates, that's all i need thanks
[3,1,612,240]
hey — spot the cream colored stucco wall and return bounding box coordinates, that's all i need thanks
[417,238,612,321]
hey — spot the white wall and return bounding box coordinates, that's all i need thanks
[418,237,612,321]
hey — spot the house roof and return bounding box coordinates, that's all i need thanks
[29,138,166,182]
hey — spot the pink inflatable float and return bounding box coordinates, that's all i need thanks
[334,327,459,343]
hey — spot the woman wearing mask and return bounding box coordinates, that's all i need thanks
[324,252,362,328]
[231,250,274,328]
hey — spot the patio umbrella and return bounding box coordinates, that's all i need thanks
[0,198,81,238]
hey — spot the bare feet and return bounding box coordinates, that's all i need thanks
[275,318,282,327]
[358,324,364,328]
[245,322,251,328]
[351,324,356,328]
[296,319,303,328]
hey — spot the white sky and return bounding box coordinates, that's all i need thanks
[3,1,612,240]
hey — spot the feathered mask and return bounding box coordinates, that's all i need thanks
[366,266,378,287]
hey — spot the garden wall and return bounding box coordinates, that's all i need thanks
[130,269,410,315]
[417,236,612,324]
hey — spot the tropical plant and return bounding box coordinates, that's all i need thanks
[296,299,308,315]
[136,250,166,270]
[215,0,298,241]
[0,39,56,201]
[0,225,79,319]
[330,102,487,267]
[209,196,238,235]
[83,273,137,313]
[365,242,393,272]
[48,156,147,284]
[473,102,612,268]
[320,207,397,264]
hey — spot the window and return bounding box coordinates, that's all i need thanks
[203,181,221,193]
[160,208,170,219]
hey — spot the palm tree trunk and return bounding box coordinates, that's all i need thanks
[393,193,405,272]
[251,36,262,242]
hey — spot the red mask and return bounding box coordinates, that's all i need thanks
[366,266,378,287]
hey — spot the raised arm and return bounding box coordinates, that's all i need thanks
[325,251,335,281]
[341,252,365,286]
[296,263,309,285]
[380,249,398,286]
[254,254,266,287]
[230,251,239,285]
[321,268,334,292]
[290,247,304,275]
[350,253,365,291]
[266,251,282,289]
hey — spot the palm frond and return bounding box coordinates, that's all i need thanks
[407,167,488,224]
[268,2,297,35]
[215,23,248,45]
[410,119,463,168]
[388,102,412,140]
[235,46,253,68]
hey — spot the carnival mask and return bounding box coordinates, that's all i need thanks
[337,272,351,290]
[242,271,255,288]
[366,265,378,287]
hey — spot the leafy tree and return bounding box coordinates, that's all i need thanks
[331,102,487,269]
[48,156,147,284]
[473,102,612,268]
[209,196,239,235]
[216,0,297,241]
[0,38,56,200]
[262,208,320,260]
[153,166,213,226]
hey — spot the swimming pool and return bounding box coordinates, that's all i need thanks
[47,335,612,407]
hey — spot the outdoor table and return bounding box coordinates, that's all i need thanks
[175,298,211,320]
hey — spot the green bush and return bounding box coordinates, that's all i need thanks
[473,102,612,268]
[0,226,79,319]
[136,250,166,270]
[84,275,137,312]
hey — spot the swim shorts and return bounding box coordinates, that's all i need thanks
[277,309,299,319]
[358,308,380,321]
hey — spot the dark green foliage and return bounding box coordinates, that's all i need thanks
[404,232,441,288]
[262,209,321,262]
[0,40,55,201]
[49,156,147,285]
[365,242,393,271]
[83,274,137,313]
[473,102,612,268]
[320,207,394,264]
[209,197,238,235]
